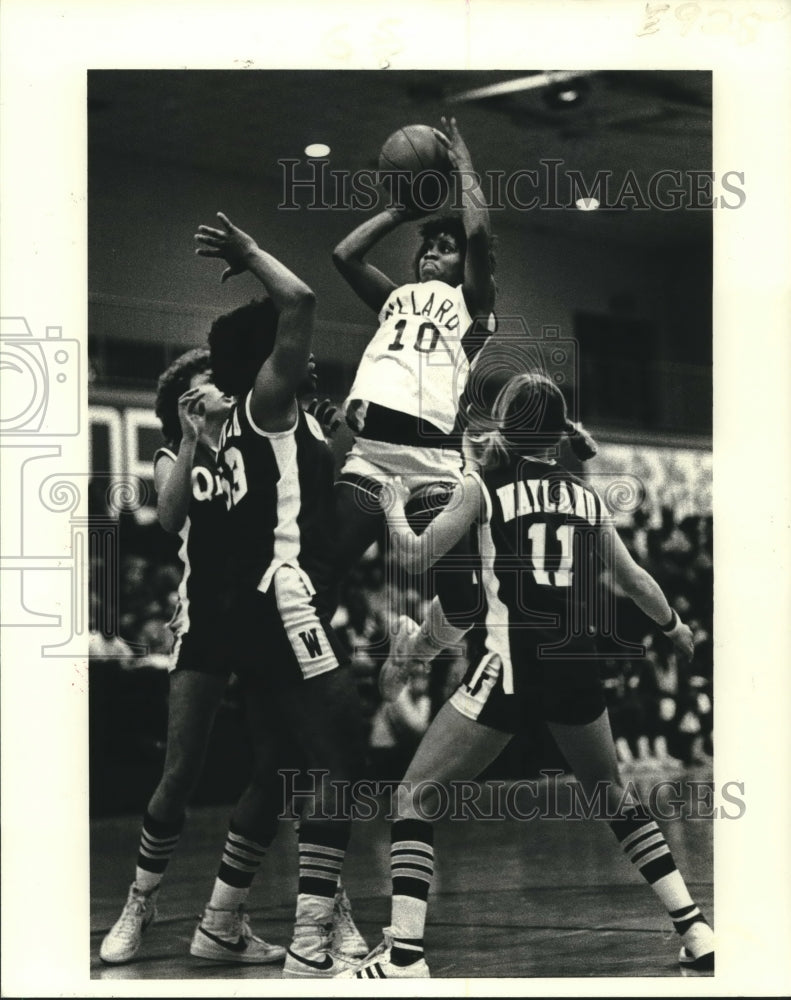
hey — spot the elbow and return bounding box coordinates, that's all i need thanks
[332,246,352,272]
[157,506,183,535]
[289,287,316,315]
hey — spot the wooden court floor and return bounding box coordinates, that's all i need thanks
[90,768,714,981]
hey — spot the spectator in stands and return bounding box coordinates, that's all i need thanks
[369,670,432,782]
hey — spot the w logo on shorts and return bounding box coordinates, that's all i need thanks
[272,565,340,680]
[299,629,323,658]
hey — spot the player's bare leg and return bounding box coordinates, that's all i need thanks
[548,711,714,971]
[340,703,510,978]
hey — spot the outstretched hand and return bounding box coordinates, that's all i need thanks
[194,212,259,283]
[432,116,473,172]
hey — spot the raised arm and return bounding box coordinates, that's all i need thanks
[331,208,404,312]
[609,526,695,659]
[433,116,495,316]
[154,387,205,533]
[195,213,315,429]
[386,473,483,575]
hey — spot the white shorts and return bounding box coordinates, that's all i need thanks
[341,436,463,492]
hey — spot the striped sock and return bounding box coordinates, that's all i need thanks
[294,821,350,927]
[207,824,268,910]
[390,819,434,966]
[610,807,704,927]
[134,810,184,892]
[670,901,708,936]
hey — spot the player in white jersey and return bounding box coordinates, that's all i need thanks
[332,116,497,639]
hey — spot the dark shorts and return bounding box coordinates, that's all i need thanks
[170,621,235,677]
[228,565,348,689]
[450,644,606,731]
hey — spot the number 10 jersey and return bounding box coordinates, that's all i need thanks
[345,280,492,435]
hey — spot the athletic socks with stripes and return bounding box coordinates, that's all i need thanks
[207,824,269,910]
[610,807,711,944]
[294,821,351,925]
[134,810,184,892]
[390,819,435,966]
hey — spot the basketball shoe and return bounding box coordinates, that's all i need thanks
[335,928,430,978]
[283,921,360,978]
[678,919,714,972]
[190,905,285,963]
[99,883,158,964]
[329,886,369,960]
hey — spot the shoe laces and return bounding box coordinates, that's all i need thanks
[238,911,269,945]
[235,911,252,941]
[334,891,355,928]
[359,931,392,966]
[205,905,248,941]
[114,895,147,940]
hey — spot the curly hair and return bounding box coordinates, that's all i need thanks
[154,347,212,448]
[412,213,498,282]
[208,298,280,399]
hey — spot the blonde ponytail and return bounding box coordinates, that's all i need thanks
[564,419,598,461]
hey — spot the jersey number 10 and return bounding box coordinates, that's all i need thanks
[387,319,441,353]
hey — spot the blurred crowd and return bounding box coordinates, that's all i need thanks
[90,502,713,789]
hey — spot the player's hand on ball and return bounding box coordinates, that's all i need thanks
[194,212,258,283]
[433,116,473,172]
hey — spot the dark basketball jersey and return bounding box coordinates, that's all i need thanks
[474,456,607,692]
[154,441,226,639]
[217,393,337,606]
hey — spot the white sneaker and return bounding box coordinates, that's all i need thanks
[678,920,714,972]
[379,615,422,701]
[99,883,158,964]
[283,922,359,978]
[330,887,368,960]
[335,929,430,978]
[190,905,285,964]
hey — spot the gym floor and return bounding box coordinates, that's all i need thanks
[90,769,714,981]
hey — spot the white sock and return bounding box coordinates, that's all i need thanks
[208,880,249,911]
[134,868,162,893]
[651,870,696,913]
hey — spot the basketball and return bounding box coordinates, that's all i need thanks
[378,124,447,174]
[378,124,449,214]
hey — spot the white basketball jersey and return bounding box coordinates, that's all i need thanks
[346,281,488,435]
